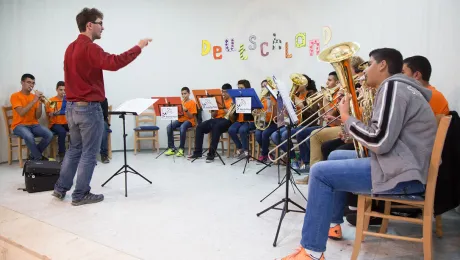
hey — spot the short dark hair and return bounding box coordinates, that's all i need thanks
[369,48,403,75]
[303,74,317,92]
[56,81,65,89]
[76,8,104,33]
[403,55,432,82]
[181,86,190,93]
[222,83,232,90]
[237,79,251,89]
[21,73,35,82]
[328,71,338,80]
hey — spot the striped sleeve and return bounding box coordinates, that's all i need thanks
[344,80,407,155]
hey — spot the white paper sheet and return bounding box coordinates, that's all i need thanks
[199,97,218,110]
[114,98,158,115]
[160,106,178,120]
[236,97,251,113]
[273,76,299,125]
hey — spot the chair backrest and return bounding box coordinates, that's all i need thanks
[135,105,156,127]
[2,106,14,136]
[424,115,452,210]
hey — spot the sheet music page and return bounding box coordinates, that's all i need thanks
[115,98,158,115]
[160,106,178,120]
[199,97,218,110]
[236,97,251,113]
[274,76,299,125]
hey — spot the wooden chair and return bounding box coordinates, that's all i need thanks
[351,115,452,260]
[229,131,256,158]
[173,126,196,155]
[2,106,28,167]
[133,106,160,154]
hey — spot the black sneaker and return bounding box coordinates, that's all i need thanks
[346,213,383,226]
[71,192,104,206]
[101,155,110,164]
[206,154,215,163]
[51,190,65,200]
[187,153,202,160]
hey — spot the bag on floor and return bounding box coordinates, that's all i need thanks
[21,160,61,193]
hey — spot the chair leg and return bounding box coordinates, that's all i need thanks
[351,195,366,260]
[435,215,443,238]
[134,134,138,155]
[423,209,433,260]
[8,140,12,165]
[379,201,391,234]
[18,138,24,168]
[362,198,372,241]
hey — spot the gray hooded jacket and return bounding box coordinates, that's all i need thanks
[344,74,437,193]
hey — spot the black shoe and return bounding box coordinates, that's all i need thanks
[101,155,110,164]
[187,153,202,160]
[206,153,215,163]
[346,213,383,226]
[71,192,104,206]
[51,190,65,200]
[57,153,65,163]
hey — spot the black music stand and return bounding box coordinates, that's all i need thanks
[191,89,226,165]
[102,110,152,197]
[256,77,306,247]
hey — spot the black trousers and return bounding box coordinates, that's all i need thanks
[193,118,232,156]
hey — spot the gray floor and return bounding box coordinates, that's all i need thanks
[0,152,459,260]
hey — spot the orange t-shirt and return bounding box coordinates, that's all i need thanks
[179,99,198,126]
[296,92,307,121]
[10,92,39,130]
[215,98,233,119]
[46,96,67,127]
[261,96,277,122]
[427,85,449,115]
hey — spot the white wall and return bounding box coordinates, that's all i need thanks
[1,0,459,163]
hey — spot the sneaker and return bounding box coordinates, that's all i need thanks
[51,190,65,200]
[299,164,310,173]
[295,175,309,185]
[101,155,110,164]
[279,246,325,260]
[291,161,300,170]
[187,153,202,160]
[237,150,248,160]
[165,148,176,156]
[71,192,104,206]
[257,155,268,164]
[176,148,184,157]
[345,213,383,226]
[328,224,342,240]
[206,154,215,163]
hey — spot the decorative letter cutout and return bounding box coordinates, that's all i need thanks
[248,35,257,50]
[239,44,248,60]
[308,39,320,56]
[260,42,269,57]
[213,46,223,60]
[272,33,282,50]
[322,26,332,46]
[285,42,292,59]
[202,40,211,56]
[225,38,235,52]
[295,33,306,48]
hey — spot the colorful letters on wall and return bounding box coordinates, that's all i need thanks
[201,27,332,60]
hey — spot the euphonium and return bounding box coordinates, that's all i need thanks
[254,77,277,130]
[318,41,368,158]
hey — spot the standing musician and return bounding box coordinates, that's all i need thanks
[165,87,197,157]
[228,79,255,159]
[255,80,278,164]
[46,81,68,162]
[188,83,233,163]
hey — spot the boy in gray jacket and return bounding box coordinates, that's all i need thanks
[278,48,437,260]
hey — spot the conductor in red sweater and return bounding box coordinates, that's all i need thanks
[53,7,151,206]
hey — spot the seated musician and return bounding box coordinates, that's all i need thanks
[10,74,53,161]
[278,48,437,260]
[46,81,68,162]
[188,83,233,163]
[228,79,256,159]
[165,87,197,157]
[255,80,278,164]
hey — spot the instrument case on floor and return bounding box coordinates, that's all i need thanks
[21,160,61,193]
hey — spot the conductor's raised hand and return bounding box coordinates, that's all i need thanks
[138,38,152,49]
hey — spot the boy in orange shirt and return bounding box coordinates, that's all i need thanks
[10,74,54,161]
[402,55,450,115]
[165,87,198,157]
[46,81,68,161]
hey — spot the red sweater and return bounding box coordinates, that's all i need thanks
[64,34,142,102]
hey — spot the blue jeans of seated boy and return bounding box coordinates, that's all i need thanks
[295,125,321,165]
[228,122,255,151]
[167,120,192,149]
[13,124,53,160]
[255,123,278,156]
[271,126,297,159]
[51,124,69,154]
[100,121,109,157]
[300,149,426,252]
[54,102,104,201]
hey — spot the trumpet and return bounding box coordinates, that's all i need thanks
[224,103,236,122]
[33,90,57,109]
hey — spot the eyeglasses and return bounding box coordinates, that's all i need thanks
[92,21,103,26]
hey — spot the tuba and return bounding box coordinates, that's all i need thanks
[318,42,368,158]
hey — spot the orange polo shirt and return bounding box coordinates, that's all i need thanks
[427,85,449,115]
[46,96,67,127]
[179,99,198,126]
[215,98,233,119]
[10,91,39,130]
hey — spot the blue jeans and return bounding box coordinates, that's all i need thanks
[13,124,53,160]
[100,121,109,157]
[295,126,321,164]
[271,126,297,159]
[255,123,278,156]
[50,124,69,154]
[167,120,192,149]
[300,150,426,252]
[54,102,104,201]
[228,122,255,151]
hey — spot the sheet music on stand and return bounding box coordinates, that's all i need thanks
[113,98,158,115]
[266,85,279,99]
[273,76,298,125]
